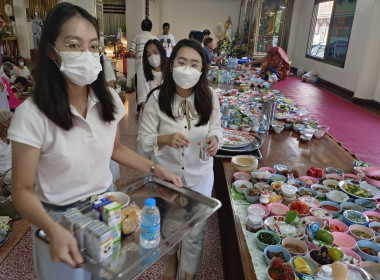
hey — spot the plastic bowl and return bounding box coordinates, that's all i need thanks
[243,188,260,203]
[329,219,349,233]
[365,176,380,187]
[290,256,319,278]
[363,211,380,223]
[325,174,344,181]
[340,202,364,213]
[268,202,289,216]
[325,167,344,175]
[233,171,251,182]
[369,222,380,236]
[282,237,308,256]
[98,191,130,208]
[318,125,330,132]
[360,261,380,278]
[341,247,362,266]
[248,204,269,219]
[301,216,325,229]
[349,224,375,241]
[363,166,380,177]
[355,199,377,211]
[273,164,290,174]
[231,155,258,172]
[234,180,253,194]
[313,129,325,138]
[264,245,292,265]
[259,166,277,174]
[342,210,369,226]
[291,179,306,189]
[269,174,287,182]
[326,190,349,204]
[300,176,319,188]
[310,207,333,221]
[332,232,357,249]
[255,230,281,251]
[319,201,342,218]
[311,184,330,198]
[356,240,380,262]
[297,187,317,198]
[272,124,284,133]
[343,173,362,182]
[322,179,340,190]
[353,161,370,167]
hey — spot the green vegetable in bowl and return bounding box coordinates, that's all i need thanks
[343,183,372,198]
[258,232,277,245]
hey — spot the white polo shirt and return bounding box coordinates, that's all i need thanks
[8,88,126,205]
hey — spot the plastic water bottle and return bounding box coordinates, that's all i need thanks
[315,265,333,280]
[140,198,160,249]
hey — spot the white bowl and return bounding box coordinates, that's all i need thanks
[234,180,253,194]
[272,124,284,133]
[231,155,258,172]
[313,129,325,138]
[326,190,349,203]
[98,191,130,208]
[311,184,330,198]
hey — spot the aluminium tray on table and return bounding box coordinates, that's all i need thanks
[37,176,221,280]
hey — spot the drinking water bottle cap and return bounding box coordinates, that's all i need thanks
[145,198,156,207]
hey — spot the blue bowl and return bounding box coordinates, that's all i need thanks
[340,202,364,213]
[291,180,307,189]
[244,188,260,203]
[325,166,344,175]
[269,174,286,182]
[369,222,380,236]
[284,123,293,130]
[0,230,6,245]
[355,199,377,211]
[353,161,370,167]
[356,240,380,262]
[320,201,342,218]
[264,245,291,266]
[272,90,280,94]
[273,164,290,174]
[342,210,369,226]
[297,187,317,198]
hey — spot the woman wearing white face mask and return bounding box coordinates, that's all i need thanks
[7,4,182,280]
[138,39,223,280]
[14,56,33,84]
[136,39,167,111]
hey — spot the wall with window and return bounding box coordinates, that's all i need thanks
[287,0,375,97]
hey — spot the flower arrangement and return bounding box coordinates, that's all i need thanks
[214,36,231,53]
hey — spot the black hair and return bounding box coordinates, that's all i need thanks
[192,31,204,44]
[141,18,152,31]
[33,2,116,130]
[0,15,3,19]
[155,39,213,127]
[14,77,28,87]
[142,39,167,82]
[16,56,26,66]
[188,30,196,39]
[163,22,170,28]
[1,56,12,64]
[203,29,211,36]
[203,37,213,47]
[9,16,15,21]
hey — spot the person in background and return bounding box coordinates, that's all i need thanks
[138,39,223,280]
[8,4,182,280]
[202,29,210,39]
[127,18,157,118]
[10,76,29,111]
[244,40,290,80]
[9,16,16,35]
[157,22,176,58]
[0,56,13,75]
[204,37,225,69]
[189,31,210,70]
[14,56,33,85]
[1,62,15,84]
[0,110,13,188]
[136,39,167,112]
[188,30,196,40]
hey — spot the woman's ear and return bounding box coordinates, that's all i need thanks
[47,44,58,61]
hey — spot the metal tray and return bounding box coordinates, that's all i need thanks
[216,148,262,159]
[37,177,221,280]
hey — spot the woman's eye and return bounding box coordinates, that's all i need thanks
[178,61,185,65]
[68,43,80,49]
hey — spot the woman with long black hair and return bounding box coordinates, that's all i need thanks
[138,39,223,280]
[8,3,182,280]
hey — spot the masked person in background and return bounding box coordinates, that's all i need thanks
[136,39,167,112]
[138,39,223,280]
[8,4,182,280]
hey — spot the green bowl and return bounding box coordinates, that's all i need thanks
[290,256,319,278]
[255,230,281,251]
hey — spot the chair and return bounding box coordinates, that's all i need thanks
[1,77,24,111]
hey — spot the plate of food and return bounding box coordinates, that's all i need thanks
[339,180,380,200]
[264,216,305,239]
[0,216,12,247]
[221,129,259,149]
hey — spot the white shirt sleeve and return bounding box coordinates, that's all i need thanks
[171,35,176,46]
[108,87,126,123]
[137,90,160,154]
[103,58,116,83]
[129,35,137,52]
[207,88,224,148]
[136,67,149,104]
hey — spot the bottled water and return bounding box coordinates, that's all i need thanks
[315,265,333,280]
[140,198,160,249]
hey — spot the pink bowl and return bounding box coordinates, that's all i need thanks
[259,167,277,174]
[363,211,380,223]
[332,232,357,249]
[329,219,349,233]
[343,173,361,182]
[268,202,289,216]
[341,247,362,266]
[365,176,380,187]
[325,174,344,181]
[247,204,270,219]
[233,172,251,182]
[318,125,330,132]
[354,166,366,175]
[306,236,320,251]
[300,176,319,187]
[363,166,380,177]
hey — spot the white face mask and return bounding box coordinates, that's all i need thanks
[172,66,202,89]
[19,62,24,66]
[148,54,161,68]
[56,51,102,86]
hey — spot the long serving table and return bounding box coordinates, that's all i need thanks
[213,128,358,280]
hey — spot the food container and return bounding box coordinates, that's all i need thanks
[332,232,357,249]
[349,224,375,241]
[255,230,281,251]
[245,215,263,233]
[233,172,251,182]
[311,184,330,198]
[234,180,253,194]
[290,256,319,278]
[282,237,308,256]
[231,155,258,172]
[328,219,349,233]
[248,204,269,219]
[356,240,380,262]
[281,184,298,198]
[264,245,291,266]
[268,203,289,216]
[319,201,342,218]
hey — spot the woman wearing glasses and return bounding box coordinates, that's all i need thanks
[138,39,223,280]
[8,3,182,280]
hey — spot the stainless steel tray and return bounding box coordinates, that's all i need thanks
[37,176,221,280]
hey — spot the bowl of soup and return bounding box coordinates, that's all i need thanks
[320,201,342,217]
[369,222,380,236]
[356,240,380,262]
[349,224,375,241]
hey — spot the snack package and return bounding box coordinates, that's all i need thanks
[103,202,122,243]
[121,204,141,235]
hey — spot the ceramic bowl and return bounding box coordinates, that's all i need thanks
[369,222,380,236]
[268,202,289,216]
[234,180,253,194]
[243,188,260,203]
[360,261,380,279]
[282,237,308,256]
[297,187,317,198]
[332,232,357,249]
[266,266,297,280]
[319,201,342,217]
[325,167,344,175]
[98,191,130,208]
[247,204,270,219]
[340,202,364,213]
[255,230,281,251]
[329,219,349,233]
[290,256,319,278]
[240,124,251,132]
[326,190,350,203]
[231,155,258,172]
[356,240,380,262]
[233,171,251,182]
[375,235,380,245]
[311,184,330,198]
[363,211,380,223]
[272,124,284,133]
[342,210,369,226]
[300,176,319,188]
[363,166,380,176]
[273,164,290,174]
[301,216,325,229]
[355,199,377,211]
[322,179,340,190]
[349,224,375,241]
[264,245,292,265]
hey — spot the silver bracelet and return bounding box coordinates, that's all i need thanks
[150,163,156,176]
